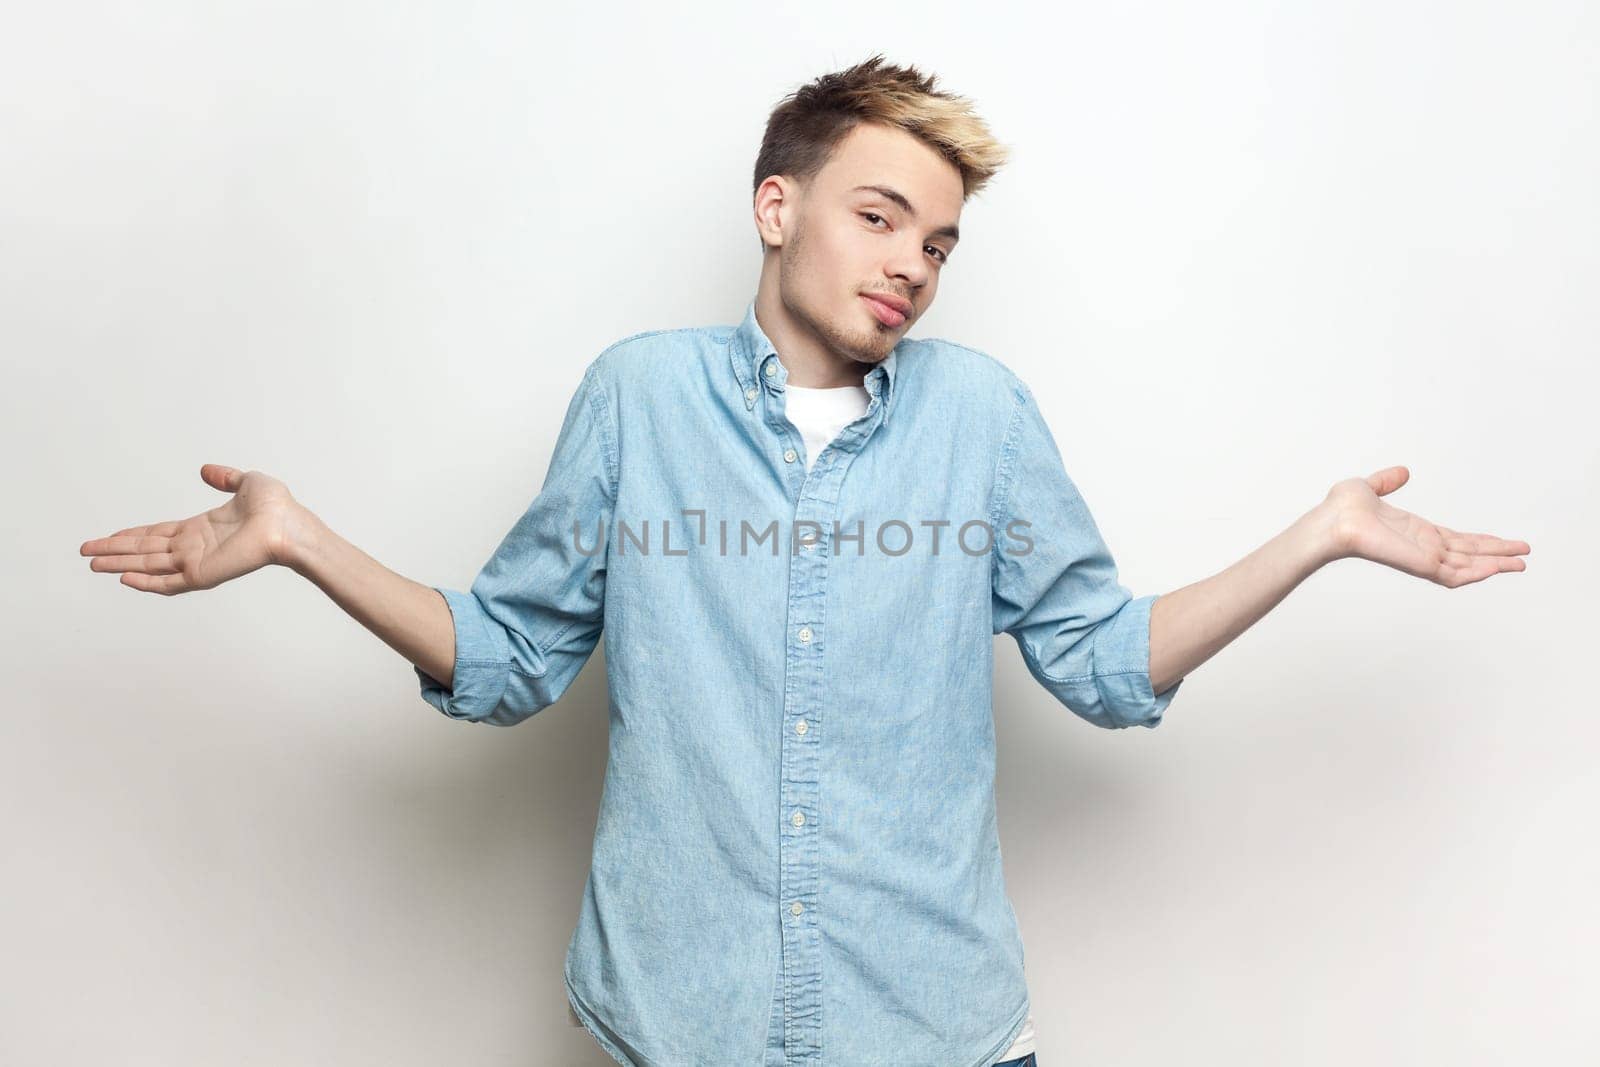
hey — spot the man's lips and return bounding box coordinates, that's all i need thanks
[861,293,911,326]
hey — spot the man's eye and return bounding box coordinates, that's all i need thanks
[863,211,946,263]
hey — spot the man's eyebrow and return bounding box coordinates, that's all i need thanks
[851,184,960,243]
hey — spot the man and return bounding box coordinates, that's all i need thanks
[79,54,1529,1067]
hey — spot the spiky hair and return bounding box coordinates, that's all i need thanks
[751,54,1010,250]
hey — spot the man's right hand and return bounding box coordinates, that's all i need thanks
[79,463,307,595]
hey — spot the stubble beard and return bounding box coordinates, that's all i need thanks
[781,214,895,368]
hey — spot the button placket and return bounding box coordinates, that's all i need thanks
[773,383,890,1065]
[756,354,812,491]
[726,328,899,1064]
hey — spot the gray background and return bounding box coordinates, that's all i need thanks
[6,1,1593,1063]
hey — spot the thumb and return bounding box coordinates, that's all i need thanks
[201,463,243,493]
[1365,465,1410,497]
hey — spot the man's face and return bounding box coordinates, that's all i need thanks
[770,122,964,366]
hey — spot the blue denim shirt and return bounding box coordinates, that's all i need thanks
[415,298,1183,1066]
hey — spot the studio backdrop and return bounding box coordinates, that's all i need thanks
[4,2,1592,1064]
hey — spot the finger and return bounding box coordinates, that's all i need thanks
[108,522,182,538]
[121,571,191,596]
[82,533,174,557]
[1442,531,1531,556]
[1440,554,1527,588]
[90,551,179,575]
[80,523,181,555]
[1437,547,1522,577]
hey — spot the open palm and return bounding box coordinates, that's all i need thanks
[1325,465,1530,588]
[79,464,302,595]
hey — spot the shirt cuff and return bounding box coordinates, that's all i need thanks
[414,586,513,722]
[1089,593,1183,729]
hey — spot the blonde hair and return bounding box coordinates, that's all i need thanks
[752,54,1010,250]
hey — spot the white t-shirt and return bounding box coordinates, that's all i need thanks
[782,380,871,470]
[567,378,1036,1060]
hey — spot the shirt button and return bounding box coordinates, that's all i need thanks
[795,719,808,735]
[797,626,812,642]
[791,810,805,827]
[783,448,797,463]
[744,386,757,401]
[790,901,804,916]
[765,362,777,377]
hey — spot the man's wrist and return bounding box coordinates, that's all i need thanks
[275,503,329,576]
[1293,500,1349,572]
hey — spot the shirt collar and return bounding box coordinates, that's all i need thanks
[730,298,899,426]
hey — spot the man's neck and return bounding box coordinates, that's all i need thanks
[752,289,870,389]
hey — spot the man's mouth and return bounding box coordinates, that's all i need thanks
[861,293,910,327]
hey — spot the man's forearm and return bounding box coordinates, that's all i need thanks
[281,507,460,690]
[1147,502,1342,696]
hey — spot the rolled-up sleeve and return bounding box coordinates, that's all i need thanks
[416,360,618,726]
[989,379,1182,729]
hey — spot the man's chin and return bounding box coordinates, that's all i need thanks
[839,340,889,366]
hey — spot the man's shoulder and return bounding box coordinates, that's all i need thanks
[583,324,722,387]
[905,334,1027,406]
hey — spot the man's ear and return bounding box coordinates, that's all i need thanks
[754,175,794,251]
